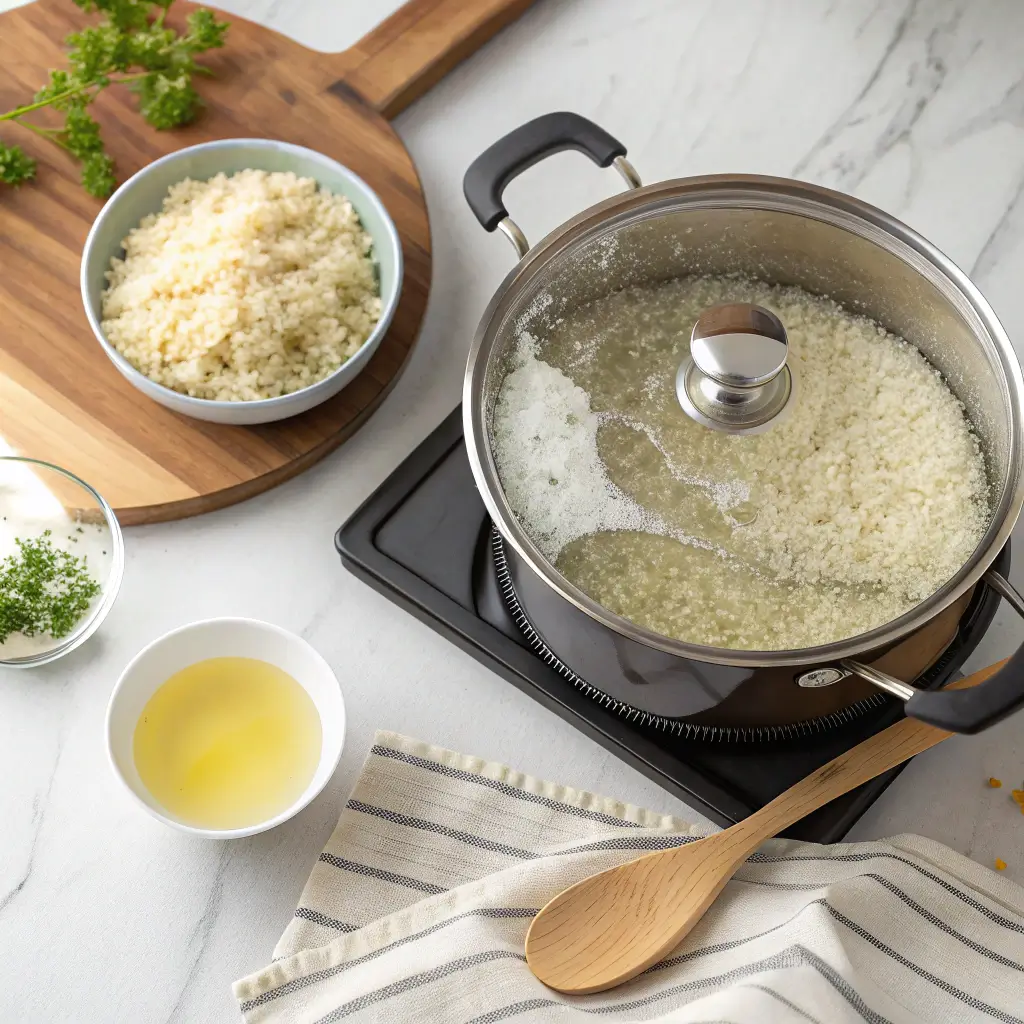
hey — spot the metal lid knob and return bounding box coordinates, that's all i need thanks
[676,303,795,434]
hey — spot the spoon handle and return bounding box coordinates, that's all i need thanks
[730,659,1006,850]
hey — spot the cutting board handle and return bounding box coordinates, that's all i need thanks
[337,0,537,119]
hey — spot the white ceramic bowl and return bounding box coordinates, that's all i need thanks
[80,139,403,425]
[105,618,345,838]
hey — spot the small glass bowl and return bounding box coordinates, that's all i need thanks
[0,457,124,667]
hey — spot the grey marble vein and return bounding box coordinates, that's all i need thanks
[791,0,968,194]
[686,5,768,159]
[793,0,918,179]
[854,0,887,38]
[564,0,680,48]
[0,741,62,917]
[949,73,1024,146]
[971,170,1024,279]
[163,846,231,1024]
[643,4,714,155]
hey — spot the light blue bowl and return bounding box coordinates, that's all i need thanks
[80,139,403,425]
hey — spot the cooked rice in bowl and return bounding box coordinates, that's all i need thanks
[100,169,382,402]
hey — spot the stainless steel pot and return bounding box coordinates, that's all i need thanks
[462,112,1024,734]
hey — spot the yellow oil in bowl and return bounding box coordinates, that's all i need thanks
[133,657,322,830]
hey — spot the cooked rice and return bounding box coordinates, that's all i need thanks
[101,169,381,402]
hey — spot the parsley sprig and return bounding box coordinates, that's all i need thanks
[0,0,228,198]
[0,531,102,643]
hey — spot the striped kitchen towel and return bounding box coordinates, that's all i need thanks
[233,732,1024,1022]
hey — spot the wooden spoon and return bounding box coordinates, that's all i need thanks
[525,659,1006,994]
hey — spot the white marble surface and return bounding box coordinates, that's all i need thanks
[3,0,1024,1020]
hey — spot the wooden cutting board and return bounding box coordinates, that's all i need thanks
[0,0,535,524]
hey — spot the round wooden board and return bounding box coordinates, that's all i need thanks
[0,0,534,524]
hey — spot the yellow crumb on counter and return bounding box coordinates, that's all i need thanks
[989,777,1003,788]
[995,859,1007,871]
[1011,789,1024,807]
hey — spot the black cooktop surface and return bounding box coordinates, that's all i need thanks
[335,407,1004,842]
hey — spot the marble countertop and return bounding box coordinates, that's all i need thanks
[3,0,1024,1019]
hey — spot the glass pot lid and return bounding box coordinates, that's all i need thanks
[464,174,1024,667]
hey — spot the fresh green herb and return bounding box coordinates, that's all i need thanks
[0,141,37,186]
[0,531,101,643]
[0,0,228,197]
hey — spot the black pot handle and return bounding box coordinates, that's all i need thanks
[463,112,641,258]
[842,569,1024,734]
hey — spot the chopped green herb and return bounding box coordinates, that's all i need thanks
[0,531,101,643]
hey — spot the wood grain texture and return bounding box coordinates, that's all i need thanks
[524,659,1008,995]
[340,0,539,118]
[0,0,534,524]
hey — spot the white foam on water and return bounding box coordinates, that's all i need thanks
[491,334,668,560]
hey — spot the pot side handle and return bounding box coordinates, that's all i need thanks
[904,648,1024,733]
[463,112,642,258]
[845,570,1024,734]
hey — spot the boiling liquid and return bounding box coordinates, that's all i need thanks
[133,657,322,829]
[494,276,988,650]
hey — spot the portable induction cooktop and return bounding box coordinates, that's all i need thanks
[335,407,1006,842]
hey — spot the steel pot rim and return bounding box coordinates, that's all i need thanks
[464,172,1024,669]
